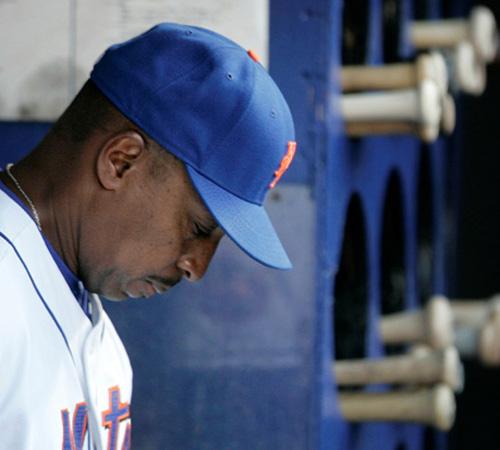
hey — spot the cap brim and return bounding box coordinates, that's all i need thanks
[186,165,292,270]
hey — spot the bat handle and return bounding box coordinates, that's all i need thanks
[338,384,456,431]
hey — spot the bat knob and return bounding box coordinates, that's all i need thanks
[433,384,456,431]
[426,295,454,349]
[416,53,448,95]
[441,93,456,135]
[470,6,498,63]
[418,79,442,143]
[442,347,464,392]
[479,309,500,366]
[454,41,486,95]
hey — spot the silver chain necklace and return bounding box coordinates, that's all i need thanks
[5,163,42,231]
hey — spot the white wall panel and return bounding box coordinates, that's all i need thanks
[0,0,268,120]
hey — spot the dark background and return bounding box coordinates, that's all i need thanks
[449,1,500,448]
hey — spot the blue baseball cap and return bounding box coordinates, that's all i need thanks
[90,23,296,269]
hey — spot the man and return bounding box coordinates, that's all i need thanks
[0,23,296,449]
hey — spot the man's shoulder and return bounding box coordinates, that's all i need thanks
[0,226,55,341]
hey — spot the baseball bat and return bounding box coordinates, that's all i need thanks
[380,294,500,365]
[338,384,455,431]
[341,79,442,142]
[344,92,455,139]
[334,347,463,392]
[410,6,497,63]
[451,295,500,328]
[379,295,453,349]
[454,304,500,366]
[341,52,448,94]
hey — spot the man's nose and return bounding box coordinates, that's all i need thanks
[176,234,223,281]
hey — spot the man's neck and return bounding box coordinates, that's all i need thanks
[1,145,80,277]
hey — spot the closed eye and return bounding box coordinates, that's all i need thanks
[193,222,215,238]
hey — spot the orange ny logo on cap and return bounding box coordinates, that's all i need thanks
[269,141,297,189]
[247,49,261,63]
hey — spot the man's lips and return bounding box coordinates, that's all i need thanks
[125,277,179,299]
[126,279,171,298]
[146,276,180,293]
[150,281,169,295]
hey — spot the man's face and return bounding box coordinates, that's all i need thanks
[79,151,223,301]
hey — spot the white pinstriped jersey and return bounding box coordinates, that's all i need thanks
[0,188,132,450]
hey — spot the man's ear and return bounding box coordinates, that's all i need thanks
[96,131,146,190]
